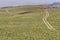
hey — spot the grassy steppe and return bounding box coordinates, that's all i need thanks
[48,8,60,40]
[48,8,60,30]
[0,6,59,40]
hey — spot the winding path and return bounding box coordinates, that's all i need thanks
[5,9,10,14]
[43,9,55,31]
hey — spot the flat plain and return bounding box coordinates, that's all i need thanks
[0,6,60,40]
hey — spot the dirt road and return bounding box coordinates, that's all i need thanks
[43,9,55,31]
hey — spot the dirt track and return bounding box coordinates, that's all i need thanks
[43,9,55,31]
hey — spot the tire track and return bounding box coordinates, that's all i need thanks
[43,9,55,31]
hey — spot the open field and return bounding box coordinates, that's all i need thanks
[0,6,60,40]
[48,8,60,31]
